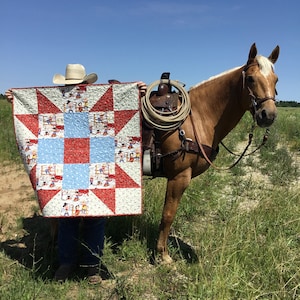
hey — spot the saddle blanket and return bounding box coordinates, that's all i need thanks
[12,83,142,217]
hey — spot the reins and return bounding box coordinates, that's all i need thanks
[190,112,257,171]
[220,127,269,157]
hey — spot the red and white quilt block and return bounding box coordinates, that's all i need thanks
[12,83,142,217]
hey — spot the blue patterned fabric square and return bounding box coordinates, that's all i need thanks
[90,136,115,163]
[62,164,90,189]
[37,139,64,164]
[64,112,89,138]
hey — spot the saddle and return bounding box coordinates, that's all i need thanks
[142,72,218,177]
[142,72,179,151]
[148,72,179,112]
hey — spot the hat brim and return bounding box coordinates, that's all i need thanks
[52,73,98,85]
[84,73,98,84]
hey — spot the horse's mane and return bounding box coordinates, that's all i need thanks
[189,66,241,91]
[256,55,274,77]
[190,55,274,91]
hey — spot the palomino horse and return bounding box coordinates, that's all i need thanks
[152,43,279,263]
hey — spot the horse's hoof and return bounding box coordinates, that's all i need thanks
[161,254,173,264]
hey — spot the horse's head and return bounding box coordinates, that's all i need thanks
[243,43,280,127]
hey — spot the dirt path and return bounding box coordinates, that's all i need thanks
[0,165,37,241]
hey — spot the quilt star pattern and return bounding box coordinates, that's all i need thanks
[12,83,142,217]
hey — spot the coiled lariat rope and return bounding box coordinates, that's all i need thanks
[141,79,191,131]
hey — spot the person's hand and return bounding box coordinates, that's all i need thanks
[5,89,13,103]
[137,81,147,97]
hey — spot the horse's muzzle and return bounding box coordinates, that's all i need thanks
[255,106,277,127]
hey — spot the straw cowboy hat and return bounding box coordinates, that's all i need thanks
[52,64,98,85]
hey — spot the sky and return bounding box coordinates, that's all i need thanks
[1,0,299,101]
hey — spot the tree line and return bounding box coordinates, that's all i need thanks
[276,100,300,107]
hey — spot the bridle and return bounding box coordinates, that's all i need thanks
[248,85,276,105]
[247,86,277,119]
[193,65,277,170]
[242,63,277,115]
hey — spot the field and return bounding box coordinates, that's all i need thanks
[0,100,299,299]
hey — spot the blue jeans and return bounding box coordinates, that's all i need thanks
[57,217,106,266]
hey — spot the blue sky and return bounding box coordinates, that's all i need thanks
[1,0,299,101]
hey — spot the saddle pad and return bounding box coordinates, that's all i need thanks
[12,83,142,217]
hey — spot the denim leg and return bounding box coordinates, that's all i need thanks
[81,218,106,266]
[58,218,80,265]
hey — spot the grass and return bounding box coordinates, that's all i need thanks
[0,100,299,299]
[0,100,22,165]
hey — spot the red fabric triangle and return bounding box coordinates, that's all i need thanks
[115,164,140,188]
[37,89,61,114]
[37,190,61,210]
[90,86,113,112]
[29,164,37,190]
[15,114,39,137]
[91,189,116,213]
[114,110,137,135]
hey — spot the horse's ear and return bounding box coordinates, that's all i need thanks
[268,45,280,64]
[247,43,257,64]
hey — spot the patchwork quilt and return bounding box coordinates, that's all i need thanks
[12,83,142,217]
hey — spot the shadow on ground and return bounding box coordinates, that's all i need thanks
[0,214,56,279]
[0,214,199,280]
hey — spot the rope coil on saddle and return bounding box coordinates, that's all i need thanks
[141,79,191,131]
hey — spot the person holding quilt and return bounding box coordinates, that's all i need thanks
[6,64,147,284]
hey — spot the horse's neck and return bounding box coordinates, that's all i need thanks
[190,68,246,148]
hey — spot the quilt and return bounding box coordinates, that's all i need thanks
[12,83,142,217]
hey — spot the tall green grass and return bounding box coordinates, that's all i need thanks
[0,105,299,299]
[0,100,21,164]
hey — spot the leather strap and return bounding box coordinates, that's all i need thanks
[184,139,219,161]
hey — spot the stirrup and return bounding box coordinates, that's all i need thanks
[143,149,152,175]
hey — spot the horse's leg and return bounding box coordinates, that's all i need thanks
[157,169,191,263]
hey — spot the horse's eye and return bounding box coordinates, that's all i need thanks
[246,76,255,84]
